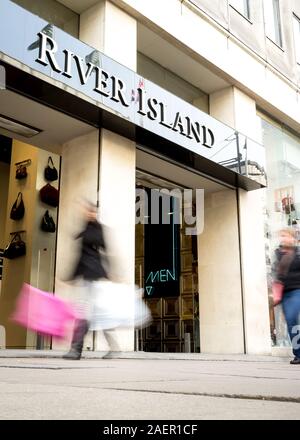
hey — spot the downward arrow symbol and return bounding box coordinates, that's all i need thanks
[146,286,153,296]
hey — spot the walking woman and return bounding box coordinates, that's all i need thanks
[274,228,300,364]
[63,201,117,360]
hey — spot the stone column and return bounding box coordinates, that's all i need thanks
[209,86,271,354]
[53,130,99,352]
[80,1,137,351]
[198,188,245,354]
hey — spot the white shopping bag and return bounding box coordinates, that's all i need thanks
[91,281,151,330]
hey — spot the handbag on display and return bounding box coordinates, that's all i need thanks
[10,192,25,220]
[40,183,59,207]
[3,233,26,260]
[282,196,295,215]
[41,210,56,233]
[44,156,58,182]
[16,164,27,180]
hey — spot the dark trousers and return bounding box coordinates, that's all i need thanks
[71,320,119,353]
[71,319,89,354]
[282,289,300,358]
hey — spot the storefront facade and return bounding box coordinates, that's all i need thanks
[0,0,288,355]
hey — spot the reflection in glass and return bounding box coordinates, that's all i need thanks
[260,116,300,348]
[27,23,53,51]
[85,50,101,68]
[213,131,267,186]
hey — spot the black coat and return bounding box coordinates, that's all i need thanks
[275,246,300,293]
[72,220,108,281]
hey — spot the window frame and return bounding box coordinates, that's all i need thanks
[229,0,251,21]
[293,13,300,65]
[264,0,283,48]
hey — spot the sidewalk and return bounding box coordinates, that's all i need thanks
[0,348,292,362]
[0,350,299,419]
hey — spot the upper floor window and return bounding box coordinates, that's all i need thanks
[263,0,283,47]
[229,0,250,19]
[293,14,300,64]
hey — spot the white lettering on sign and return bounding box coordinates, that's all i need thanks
[35,32,215,148]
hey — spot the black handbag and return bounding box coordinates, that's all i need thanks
[10,192,25,220]
[3,233,26,259]
[41,210,56,233]
[16,165,27,180]
[40,184,59,207]
[44,156,58,182]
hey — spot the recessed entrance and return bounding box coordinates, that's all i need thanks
[135,149,243,354]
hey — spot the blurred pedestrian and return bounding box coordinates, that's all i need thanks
[273,228,300,364]
[63,201,119,360]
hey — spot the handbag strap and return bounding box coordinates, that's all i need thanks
[14,192,23,206]
[9,233,22,244]
[47,156,54,168]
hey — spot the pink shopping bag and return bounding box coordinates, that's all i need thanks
[11,283,76,339]
[272,280,284,306]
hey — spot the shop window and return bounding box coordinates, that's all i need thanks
[229,0,250,20]
[260,115,300,348]
[12,0,79,38]
[293,14,300,65]
[263,0,283,47]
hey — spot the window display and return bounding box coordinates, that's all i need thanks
[15,158,31,180]
[40,210,56,233]
[260,116,300,347]
[10,191,25,220]
[44,156,58,182]
[3,231,26,259]
[39,183,59,207]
